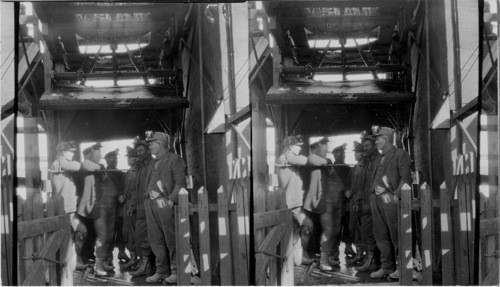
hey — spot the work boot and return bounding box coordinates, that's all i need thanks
[319,252,332,271]
[328,255,340,266]
[75,256,88,270]
[118,248,130,262]
[355,251,380,272]
[129,256,150,277]
[370,268,395,279]
[345,243,356,257]
[350,246,364,264]
[94,258,107,276]
[122,252,137,269]
[389,267,400,279]
[102,259,115,271]
[163,270,177,284]
[146,272,169,283]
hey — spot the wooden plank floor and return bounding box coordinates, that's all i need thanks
[295,243,408,286]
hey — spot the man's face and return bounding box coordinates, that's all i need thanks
[62,150,74,161]
[333,150,345,163]
[127,156,137,167]
[363,140,376,155]
[375,136,389,150]
[106,155,117,168]
[136,145,148,159]
[318,143,329,158]
[354,151,364,162]
[149,140,162,156]
[290,144,301,155]
[91,149,101,163]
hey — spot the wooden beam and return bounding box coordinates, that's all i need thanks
[280,15,399,26]
[22,230,64,286]
[266,83,414,105]
[18,214,70,239]
[217,186,233,285]
[453,97,478,121]
[480,217,499,237]
[440,181,455,285]
[254,209,289,230]
[227,105,251,126]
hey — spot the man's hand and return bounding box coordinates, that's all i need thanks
[149,190,161,200]
[167,199,174,209]
[393,195,399,204]
[127,208,135,217]
[375,185,386,194]
[118,195,127,204]
[345,190,353,199]
[353,205,359,213]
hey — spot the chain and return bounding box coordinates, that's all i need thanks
[23,252,67,266]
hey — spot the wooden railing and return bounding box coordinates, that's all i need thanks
[175,178,251,285]
[17,180,72,286]
[399,163,479,285]
[1,155,14,285]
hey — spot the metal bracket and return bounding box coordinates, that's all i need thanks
[23,252,67,266]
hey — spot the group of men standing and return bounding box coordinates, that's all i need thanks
[277,126,411,279]
[50,131,186,285]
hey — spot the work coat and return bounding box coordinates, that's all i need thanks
[77,160,104,219]
[143,150,187,204]
[50,156,81,213]
[371,146,412,198]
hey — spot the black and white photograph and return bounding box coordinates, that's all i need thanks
[0,0,499,286]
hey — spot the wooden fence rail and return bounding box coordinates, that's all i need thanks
[1,155,14,285]
[17,180,72,286]
[399,167,478,285]
[175,178,250,286]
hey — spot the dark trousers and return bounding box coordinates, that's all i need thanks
[134,215,152,257]
[114,215,126,251]
[94,202,116,258]
[144,196,176,275]
[340,211,353,245]
[80,215,96,259]
[320,196,343,256]
[371,193,398,270]
[359,203,378,252]
[123,213,136,253]
[349,206,362,247]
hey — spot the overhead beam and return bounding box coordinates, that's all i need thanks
[54,69,175,80]
[266,82,414,105]
[281,64,406,74]
[39,85,188,110]
[280,15,399,26]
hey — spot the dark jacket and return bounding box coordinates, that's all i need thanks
[77,160,104,219]
[144,150,187,204]
[122,168,138,216]
[50,156,81,213]
[371,146,412,198]
[131,156,152,218]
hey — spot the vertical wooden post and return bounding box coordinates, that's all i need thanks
[456,174,470,285]
[178,188,192,285]
[279,210,293,286]
[399,184,413,285]
[1,155,14,285]
[217,186,233,285]
[420,182,433,285]
[197,187,211,285]
[439,181,455,285]
[45,182,57,286]
[235,180,249,285]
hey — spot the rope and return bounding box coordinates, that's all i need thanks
[23,252,67,266]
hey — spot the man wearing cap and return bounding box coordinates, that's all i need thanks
[102,149,126,269]
[276,135,329,267]
[120,146,139,269]
[143,131,187,283]
[129,139,154,277]
[355,135,382,272]
[331,144,356,260]
[347,141,365,265]
[77,143,113,275]
[50,141,89,270]
[369,126,411,279]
